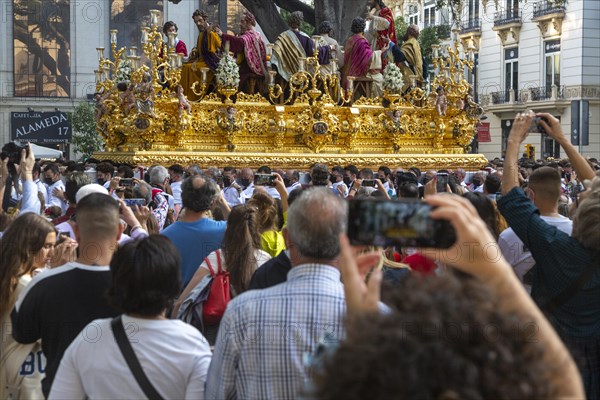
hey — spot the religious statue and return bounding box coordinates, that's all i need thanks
[176,85,192,118]
[180,9,222,100]
[366,0,397,69]
[135,72,155,117]
[386,25,424,92]
[271,11,331,83]
[434,86,447,116]
[94,90,109,120]
[117,82,136,116]
[215,11,268,94]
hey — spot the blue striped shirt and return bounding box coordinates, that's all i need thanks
[205,263,346,399]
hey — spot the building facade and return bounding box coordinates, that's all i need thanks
[465,0,599,159]
[0,0,247,155]
[401,0,599,159]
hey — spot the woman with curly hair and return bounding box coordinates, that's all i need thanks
[0,213,56,399]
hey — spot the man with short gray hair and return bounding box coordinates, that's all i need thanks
[206,188,348,399]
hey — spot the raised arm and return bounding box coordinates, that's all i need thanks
[537,112,595,181]
[502,111,532,195]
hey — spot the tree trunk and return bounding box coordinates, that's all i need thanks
[216,0,369,43]
[315,0,368,43]
[237,0,288,42]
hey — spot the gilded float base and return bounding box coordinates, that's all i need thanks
[93,151,489,170]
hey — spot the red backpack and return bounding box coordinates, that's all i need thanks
[202,250,231,325]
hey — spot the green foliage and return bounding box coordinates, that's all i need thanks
[68,102,104,161]
[395,16,408,43]
[436,24,451,40]
[419,26,442,66]
[395,16,443,67]
[279,9,314,36]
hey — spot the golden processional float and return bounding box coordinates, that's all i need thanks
[93,10,488,170]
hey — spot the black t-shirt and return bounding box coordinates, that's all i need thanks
[12,262,119,397]
[248,251,292,290]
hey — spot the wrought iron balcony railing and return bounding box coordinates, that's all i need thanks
[461,18,482,34]
[494,9,522,26]
[533,0,566,18]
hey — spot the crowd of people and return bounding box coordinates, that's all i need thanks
[1,109,599,399]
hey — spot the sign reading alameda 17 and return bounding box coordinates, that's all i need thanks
[10,111,72,144]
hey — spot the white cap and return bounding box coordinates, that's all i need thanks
[75,184,109,204]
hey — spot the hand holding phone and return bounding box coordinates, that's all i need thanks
[436,173,449,193]
[123,198,146,207]
[120,178,133,187]
[347,199,456,248]
[362,179,377,187]
[254,173,276,187]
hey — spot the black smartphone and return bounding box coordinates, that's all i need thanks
[436,173,449,193]
[120,178,133,187]
[362,179,377,187]
[529,116,547,134]
[347,199,457,248]
[56,232,71,245]
[124,198,146,207]
[254,173,276,186]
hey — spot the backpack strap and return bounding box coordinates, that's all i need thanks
[205,255,216,277]
[215,249,223,274]
[111,316,164,400]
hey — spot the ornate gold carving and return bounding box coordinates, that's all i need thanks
[94,151,489,170]
[93,11,486,168]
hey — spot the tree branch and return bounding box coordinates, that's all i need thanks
[273,0,316,26]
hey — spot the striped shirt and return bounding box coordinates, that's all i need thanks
[205,263,345,399]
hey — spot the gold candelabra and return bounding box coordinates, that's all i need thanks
[268,35,340,105]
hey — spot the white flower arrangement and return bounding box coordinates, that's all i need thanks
[216,55,240,88]
[382,62,403,94]
[115,58,133,83]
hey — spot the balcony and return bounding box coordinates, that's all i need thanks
[521,85,565,102]
[533,0,566,18]
[494,9,522,26]
[481,85,570,117]
[459,18,482,50]
[492,9,522,46]
[532,0,566,37]
[461,18,481,33]
[490,90,519,105]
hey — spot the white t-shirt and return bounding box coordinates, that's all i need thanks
[171,181,183,205]
[46,180,67,212]
[498,214,573,292]
[49,316,212,400]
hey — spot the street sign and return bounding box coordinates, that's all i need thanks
[10,111,72,144]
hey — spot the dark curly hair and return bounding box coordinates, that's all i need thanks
[181,175,219,212]
[192,9,208,21]
[311,163,330,186]
[288,11,304,29]
[312,271,562,400]
[318,21,333,35]
[351,17,366,34]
